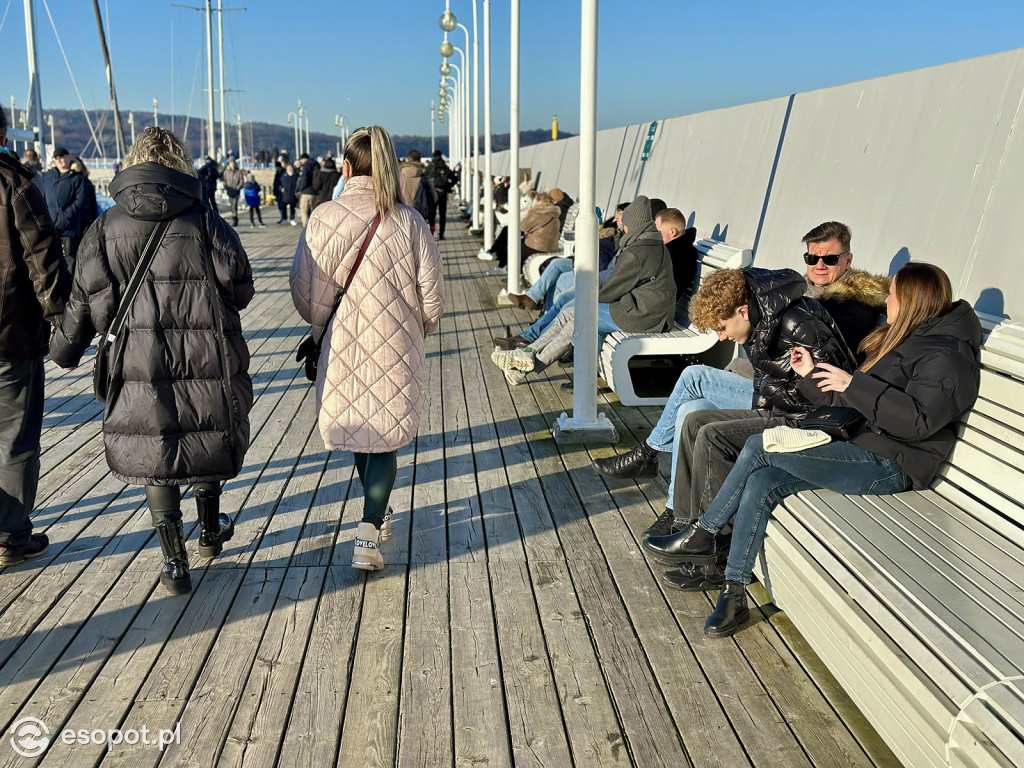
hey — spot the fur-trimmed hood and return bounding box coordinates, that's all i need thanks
[805,268,890,307]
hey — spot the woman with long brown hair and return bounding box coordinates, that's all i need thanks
[290,126,444,571]
[657,262,982,638]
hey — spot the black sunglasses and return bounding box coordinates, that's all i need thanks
[803,251,849,267]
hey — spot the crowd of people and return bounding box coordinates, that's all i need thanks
[475,173,981,637]
[0,107,444,589]
[1,102,984,642]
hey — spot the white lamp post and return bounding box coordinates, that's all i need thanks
[287,112,298,157]
[504,0,522,298]
[297,100,305,156]
[480,0,494,256]
[454,19,480,233]
[554,0,616,443]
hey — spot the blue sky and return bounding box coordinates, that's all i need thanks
[3,0,1024,139]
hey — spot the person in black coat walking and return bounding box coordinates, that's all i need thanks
[50,127,254,595]
[427,150,456,239]
[278,163,298,225]
[198,156,220,212]
[272,161,286,222]
[661,263,980,638]
[40,147,90,271]
[313,157,341,207]
[0,107,73,566]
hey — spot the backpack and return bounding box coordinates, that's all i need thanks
[412,175,431,220]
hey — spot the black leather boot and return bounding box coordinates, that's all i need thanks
[155,521,191,594]
[196,485,234,559]
[592,442,660,479]
[704,581,750,638]
[662,562,727,592]
[642,524,717,565]
[643,508,677,538]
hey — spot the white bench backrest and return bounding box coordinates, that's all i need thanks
[936,319,1024,545]
[694,240,753,275]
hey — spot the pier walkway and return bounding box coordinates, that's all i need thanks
[0,217,899,768]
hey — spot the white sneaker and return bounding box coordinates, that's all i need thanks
[352,522,384,571]
[491,346,535,373]
[290,220,298,227]
[486,266,507,277]
[504,367,527,386]
[478,250,496,261]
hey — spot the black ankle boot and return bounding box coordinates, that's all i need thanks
[155,521,191,594]
[643,508,677,538]
[592,442,660,479]
[704,581,750,638]
[642,524,717,564]
[196,486,233,559]
[662,562,727,592]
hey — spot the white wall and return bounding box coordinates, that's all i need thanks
[489,47,1024,318]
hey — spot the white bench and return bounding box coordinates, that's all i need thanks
[755,314,1024,768]
[597,240,753,407]
[522,202,581,286]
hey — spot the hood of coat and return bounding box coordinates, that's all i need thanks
[912,299,983,351]
[805,268,890,307]
[400,161,424,179]
[108,162,204,221]
[745,267,807,330]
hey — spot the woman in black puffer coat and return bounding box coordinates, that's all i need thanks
[51,127,254,595]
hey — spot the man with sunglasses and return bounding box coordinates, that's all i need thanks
[593,222,888,552]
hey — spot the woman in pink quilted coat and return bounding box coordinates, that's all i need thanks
[290,126,444,571]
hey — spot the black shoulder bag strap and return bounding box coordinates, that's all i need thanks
[102,219,171,349]
[93,218,171,401]
[315,213,382,348]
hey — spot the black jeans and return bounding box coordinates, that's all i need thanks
[145,482,220,527]
[228,194,240,223]
[672,408,791,525]
[249,205,263,225]
[277,198,287,221]
[435,191,448,237]
[0,358,44,547]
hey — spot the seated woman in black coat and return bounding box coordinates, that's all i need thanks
[51,127,254,595]
[662,262,982,638]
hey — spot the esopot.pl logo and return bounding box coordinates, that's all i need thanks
[9,717,50,758]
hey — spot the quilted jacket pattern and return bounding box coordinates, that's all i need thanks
[290,176,444,452]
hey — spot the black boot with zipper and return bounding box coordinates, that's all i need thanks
[704,580,750,638]
[196,484,234,559]
[592,441,660,478]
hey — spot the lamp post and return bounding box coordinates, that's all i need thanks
[287,112,298,157]
[554,0,616,443]
[236,113,243,161]
[153,98,159,128]
[47,113,54,151]
[304,112,310,157]
[128,112,135,146]
[505,0,522,297]
[430,102,435,155]
[297,100,305,155]
[450,46,468,208]
[454,20,480,232]
[480,0,494,256]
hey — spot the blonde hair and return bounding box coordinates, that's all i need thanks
[343,125,401,218]
[534,192,553,205]
[859,262,952,372]
[688,269,748,332]
[123,126,197,177]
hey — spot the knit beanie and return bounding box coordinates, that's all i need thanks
[619,196,660,248]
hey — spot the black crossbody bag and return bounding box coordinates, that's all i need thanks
[93,219,171,402]
[296,214,382,382]
[799,406,867,441]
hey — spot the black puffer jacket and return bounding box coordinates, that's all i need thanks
[799,300,982,490]
[50,163,254,486]
[667,226,699,301]
[745,268,856,416]
[0,153,72,358]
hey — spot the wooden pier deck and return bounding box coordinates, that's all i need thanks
[0,215,901,767]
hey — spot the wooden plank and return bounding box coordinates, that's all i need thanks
[335,569,408,768]
[397,561,453,768]
[275,566,364,768]
[218,566,327,768]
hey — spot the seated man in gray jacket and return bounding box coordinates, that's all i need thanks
[491,196,675,385]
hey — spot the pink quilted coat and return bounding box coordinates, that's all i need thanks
[290,175,445,452]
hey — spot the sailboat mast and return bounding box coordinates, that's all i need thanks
[91,0,127,161]
[205,0,215,159]
[23,0,45,164]
[217,0,226,158]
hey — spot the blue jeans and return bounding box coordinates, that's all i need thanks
[646,366,755,509]
[522,266,612,342]
[698,436,911,584]
[526,257,573,306]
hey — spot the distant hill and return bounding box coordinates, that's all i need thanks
[36,109,571,161]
